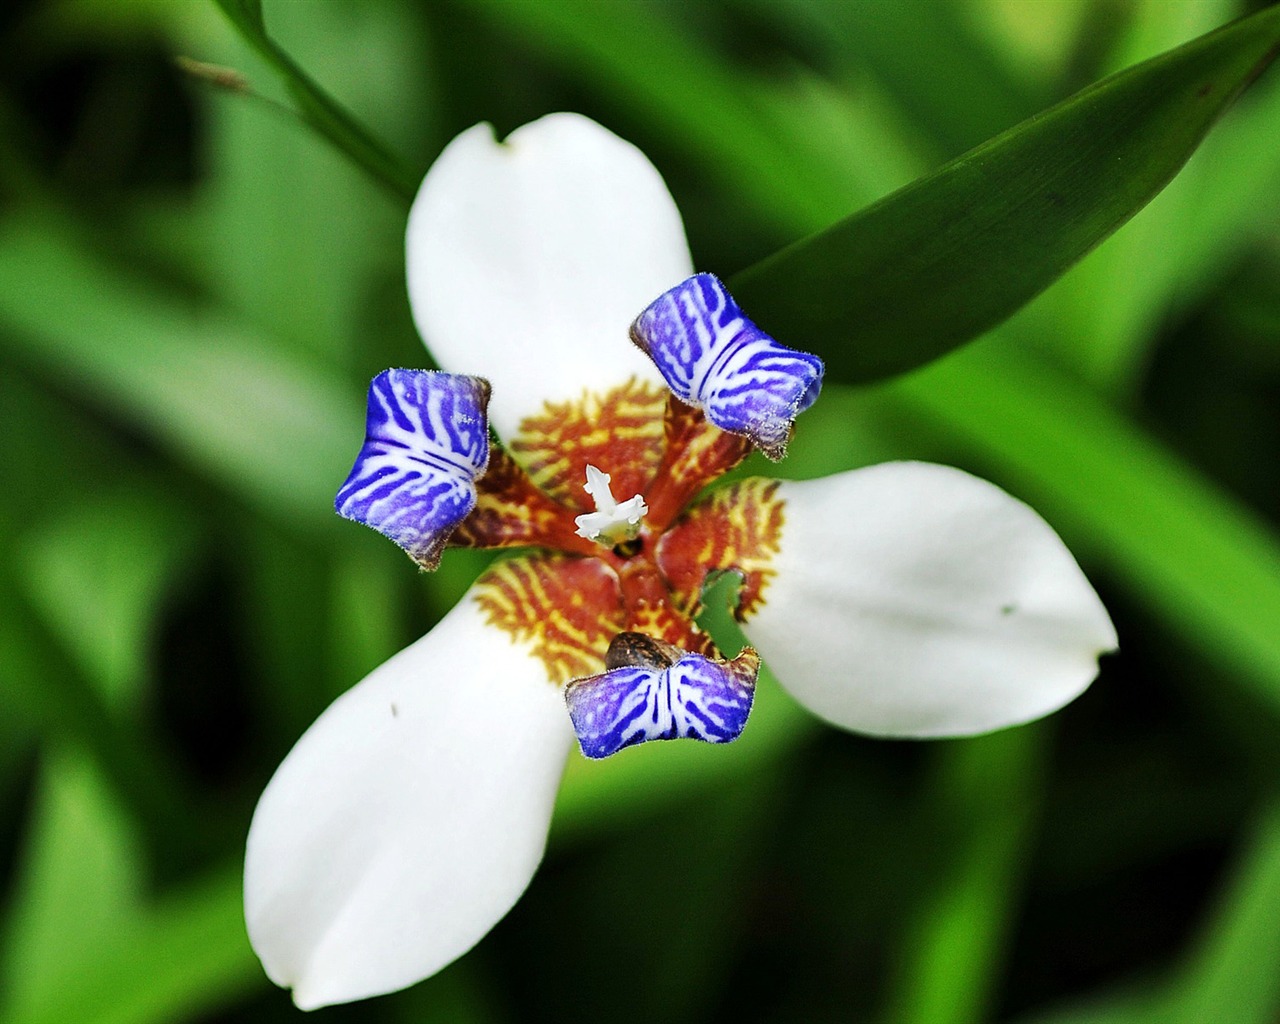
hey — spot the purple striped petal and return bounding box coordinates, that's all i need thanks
[336,370,490,569]
[564,633,759,759]
[630,273,823,460]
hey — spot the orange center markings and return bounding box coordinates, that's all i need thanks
[464,380,786,683]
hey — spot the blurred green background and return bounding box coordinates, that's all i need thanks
[2,0,1280,1021]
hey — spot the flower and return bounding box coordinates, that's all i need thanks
[244,113,1116,1010]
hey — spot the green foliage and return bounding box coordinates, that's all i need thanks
[18,492,199,712]
[209,0,419,200]
[731,4,1280,384]
[0,218,360,528]
[1,2,1279,1023]
[1,750,261,1024]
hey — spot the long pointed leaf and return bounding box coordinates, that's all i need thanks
[729,4,1280,383]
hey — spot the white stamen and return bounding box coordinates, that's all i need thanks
[574,465,648,545]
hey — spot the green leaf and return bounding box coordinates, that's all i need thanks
[24,868,260,1024]
[18,493,200,713]
[0,751,262,1024]
[728,3,1280,384]
[214,0,262,32]
[882,728,1044,1024]
[2,748,142,1020]
[0,578,192,846]
[1009,0,1278,393]
[0,216,360,531]
[1166,801,1280,1023]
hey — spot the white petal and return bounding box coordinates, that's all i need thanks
[406,113,692,442]
[744,463,1116,738]
[244,590,573,1009]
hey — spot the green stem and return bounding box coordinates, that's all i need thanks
[209,0,418,204]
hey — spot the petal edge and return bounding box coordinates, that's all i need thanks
[743,463,1116,737]
[245,590,572,1008]
[406,114,693,443]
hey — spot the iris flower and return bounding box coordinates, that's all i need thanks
[244,113,1116,1010]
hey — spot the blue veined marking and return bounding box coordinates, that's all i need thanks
[564,642,759,760]
[335,369,490,569]
[630,273,824,459]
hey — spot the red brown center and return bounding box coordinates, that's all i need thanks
[450,378,784,684]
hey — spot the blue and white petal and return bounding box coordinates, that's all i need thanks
[245,586,574,1010]
[336,369,490,569]
[407,114,693,443]
[630,273,824,460]
[565,635,759,759]
[741,463,1118,738]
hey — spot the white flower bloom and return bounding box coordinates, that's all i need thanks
[245,598,570,1010]
[244,113,1116,1010]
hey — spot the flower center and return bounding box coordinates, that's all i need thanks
[573,464,648,547]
